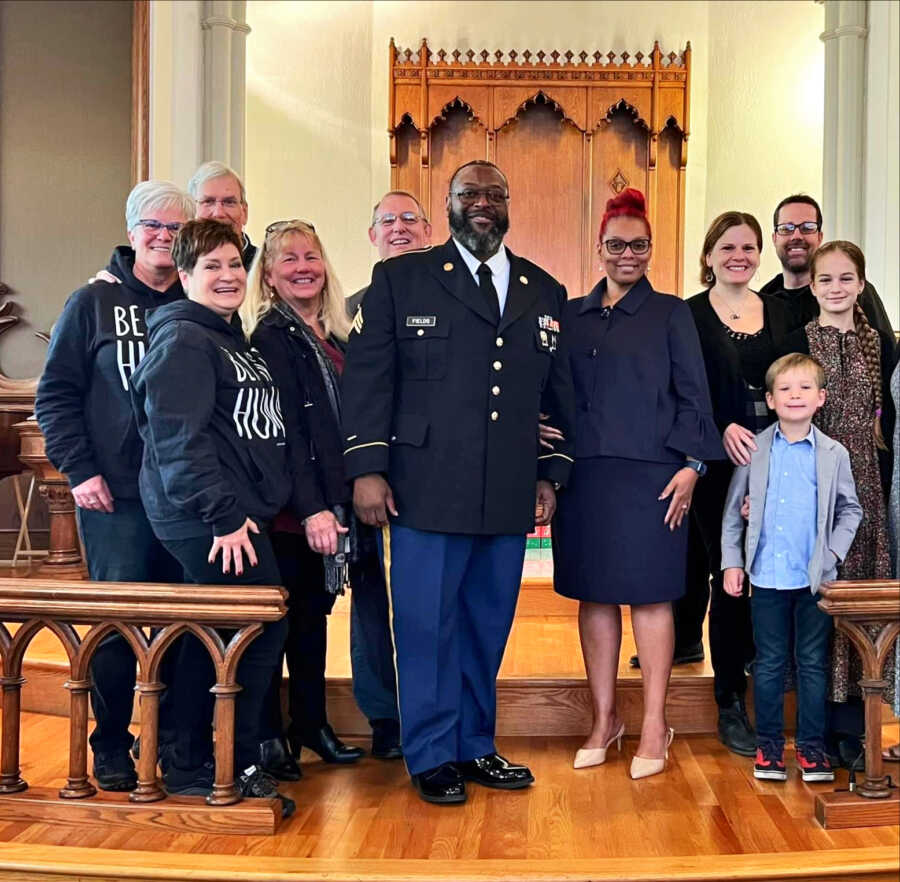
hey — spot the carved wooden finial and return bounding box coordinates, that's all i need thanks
[494,49,503,63]
[466,48,475,63]
[523,49,532,64]
[403,47,413,63]
[480,49,489,63]
[635,50,644,65]
[438,48,446,63]
[579,50,588,64]
[550,50,560,64]
[667,50,677,64]
[606,50,616,65]
[592,50,602,65]
[536,49,546,63]
[452,48,461,62]
[621,50,630,65]
[509,49,518,63]
[564,50,574,64]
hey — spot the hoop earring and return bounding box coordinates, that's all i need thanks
[704,269,714,284]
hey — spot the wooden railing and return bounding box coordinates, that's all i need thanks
[0,578,287,833]
[816,579,900,829]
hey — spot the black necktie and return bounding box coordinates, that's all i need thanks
[477,263,501,323]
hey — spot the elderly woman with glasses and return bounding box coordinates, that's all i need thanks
[240,220,364,779]
[552,189,723,780]
[36,180,194,793]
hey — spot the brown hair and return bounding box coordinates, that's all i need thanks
[810,240,885,449]
[765,352,825,394]
[172,218,242,273]
[773,193,822,230]
[699,211,763,286]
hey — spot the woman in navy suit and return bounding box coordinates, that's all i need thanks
[553,189,723,778]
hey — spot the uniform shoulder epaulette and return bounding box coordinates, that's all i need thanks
[381,244,433,262]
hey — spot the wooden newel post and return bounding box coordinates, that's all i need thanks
[815,579,900,828]
[60,677,96,799]
[131,680,166,803]
[0,674,27,793]
[209,682,241,806]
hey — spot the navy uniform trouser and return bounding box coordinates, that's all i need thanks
[378,525,525,776]
[77,499,184,755]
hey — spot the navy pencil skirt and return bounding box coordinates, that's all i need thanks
[552,456,688,605]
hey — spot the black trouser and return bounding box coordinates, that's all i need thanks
[261,532,336,742]
[161,530,288,773]
[690,460,755,708]
[673,519,710,649]
[77,499,183,755]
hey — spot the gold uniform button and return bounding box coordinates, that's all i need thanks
[493,360,502,371]
[492,385,500,395]
[490,411,499,421]
[443,262,454,272]
[417,328,425,336]
[495,337,504,347]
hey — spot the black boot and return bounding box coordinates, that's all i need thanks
[717,695,756,756]
[292,724,364,764]
[259,736,303,781]
[371,718,402,760]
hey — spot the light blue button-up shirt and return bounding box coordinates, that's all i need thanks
[453,238,511,316]
[749,425,818,590]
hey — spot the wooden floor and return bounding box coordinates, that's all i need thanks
[1,710,898,881]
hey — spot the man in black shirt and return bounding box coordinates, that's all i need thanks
[758,194,893,337]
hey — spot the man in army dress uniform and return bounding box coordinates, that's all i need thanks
[341,160,576,804]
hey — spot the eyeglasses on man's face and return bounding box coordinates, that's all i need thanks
[450,188,509,205]
[775,222,820,236]
[602,237,651,255]
[373,211,423,227]
[135,219,183,234]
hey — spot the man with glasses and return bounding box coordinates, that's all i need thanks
[341,160,575,804]
[344,192,432,762]
[759,194,892,336]
[187,161,257,268]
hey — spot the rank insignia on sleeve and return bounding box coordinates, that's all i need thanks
[352,305,364,334]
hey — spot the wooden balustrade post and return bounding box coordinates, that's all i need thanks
[130,680,166,803]
[0,674,27,793]
[59,677,96,799]
[859,678,891,799]
[208,682,241,806]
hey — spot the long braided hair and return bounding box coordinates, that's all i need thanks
[811,240,886,450]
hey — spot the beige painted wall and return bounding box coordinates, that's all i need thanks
[0,0,133,378]
[704,0,824,295]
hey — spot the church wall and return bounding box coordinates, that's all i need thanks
[705,0,824,296]
[0,0,133,377]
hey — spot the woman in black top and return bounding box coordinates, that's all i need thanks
[242,220,371,776]
[131,219,299,815]
[686,212,791,757]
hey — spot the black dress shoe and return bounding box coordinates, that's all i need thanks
[371,718,402,760]
[93,750,138,792]
[259,736,303,781]
[293,724,364,764]
[630,641,705,669]
[457,753,534,789]
[411,763,466,804]
[717,696,756,756]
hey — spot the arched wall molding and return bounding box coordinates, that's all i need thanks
[388,38,692,295]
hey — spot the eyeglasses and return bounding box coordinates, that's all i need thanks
[775,222,820,236]
[197,197,242,209]
[450,188,509,205]
[602,237,651,255]
[135,219,183,234]
[373,211,424,227]
[265,219,316,235]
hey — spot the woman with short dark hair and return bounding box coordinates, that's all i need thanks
[131,218,300,814]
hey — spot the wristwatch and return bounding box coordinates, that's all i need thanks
[684,458,707,477]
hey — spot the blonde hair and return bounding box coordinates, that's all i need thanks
[765,353,825,393]
[242,222,351,341]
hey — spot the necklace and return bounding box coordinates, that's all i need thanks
[713,289,746,321]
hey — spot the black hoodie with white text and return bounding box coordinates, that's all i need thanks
[130,300,293,540]
[36,246,184,497]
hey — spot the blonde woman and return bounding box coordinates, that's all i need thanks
[241,221,366,777]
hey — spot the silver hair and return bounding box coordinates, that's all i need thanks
[187,160,247,204]
[124,180,195,231]
[370,190,428,227]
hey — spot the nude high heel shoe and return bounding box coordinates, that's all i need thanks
[573,722,626,769]
[629,727,675,780]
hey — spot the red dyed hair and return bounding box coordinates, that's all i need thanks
[599,188,651,241]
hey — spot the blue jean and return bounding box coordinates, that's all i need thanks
[750,585,832,751]
[350,546,399,724]
[77,499,184,754]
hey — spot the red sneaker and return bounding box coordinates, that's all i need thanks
[796,745,835,782]
[754,745,787,780]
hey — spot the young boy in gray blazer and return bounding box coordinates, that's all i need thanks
[721,353,862,783]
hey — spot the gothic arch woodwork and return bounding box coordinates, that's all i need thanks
[389,39,691,296]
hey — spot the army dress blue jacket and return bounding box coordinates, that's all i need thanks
[341,238,576,536]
